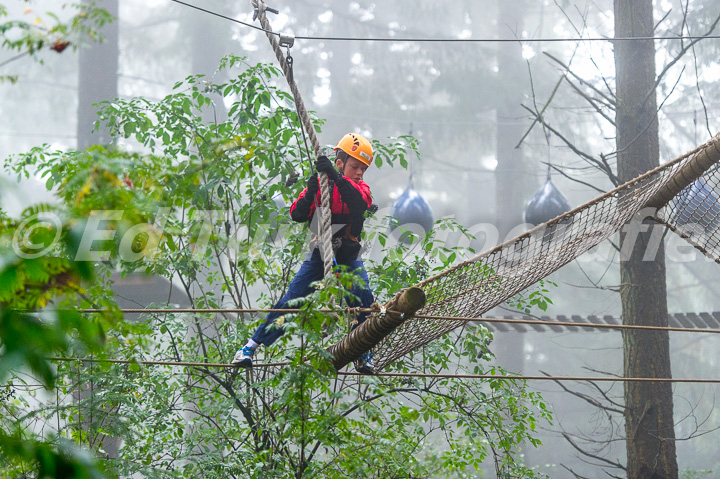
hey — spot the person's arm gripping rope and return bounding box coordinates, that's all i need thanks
[290,173,319,222]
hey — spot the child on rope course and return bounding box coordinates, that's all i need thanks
[232,133,376,374]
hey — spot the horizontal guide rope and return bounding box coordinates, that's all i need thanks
[82,308,319,314]
[294,34,720,43]
[51,357,290,368]
[74,308,720,334]
[415,315,720,334]
[49,357,720,383]
[170,0,720,44]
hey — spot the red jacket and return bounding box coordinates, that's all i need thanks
[290,177,372,239]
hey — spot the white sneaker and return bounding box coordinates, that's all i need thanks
[232,346,255,368]
[354,352,374,375]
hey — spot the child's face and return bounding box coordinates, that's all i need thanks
[337,157,369,184]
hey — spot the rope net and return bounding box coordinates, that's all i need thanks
[340,134,720,372]
[660,160,720,263]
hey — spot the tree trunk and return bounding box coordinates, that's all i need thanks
[76,0,118,149]
[187,2,228,122]
[75,0,120,459]
[614,1,678,478]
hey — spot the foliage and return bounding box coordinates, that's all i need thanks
[510,279,557,315]
[365,216,473,299]
[681,470,712,479]
[0,1,113,82]
[2,56,552,478]
[0,217,124,477]
[0,1,123,476]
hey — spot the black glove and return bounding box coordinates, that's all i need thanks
[306,174,319,197]
[315,155,340,181]
[291,174,319,222]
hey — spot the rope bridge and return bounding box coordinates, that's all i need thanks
[246,1,720,373]
[331,134,720,372]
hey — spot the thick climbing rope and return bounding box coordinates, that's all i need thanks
[251,0,334,278]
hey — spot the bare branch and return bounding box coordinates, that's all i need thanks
[654,9,673,33]
[584,376,626,409]
[521,104,619,185]
[0,51,30,69]
[652,65,685,112]
[517,36,586,148]
[688,27,714,140]
[560,464,592,479]
[571,258,620,293]
[598,153,616,183]
[563,3,617,101]
[616,69,683,161]
[544,52,617,107]
[562,432,626,470]
[654,8,720,92]
[516,65,565,149]
[562,76,616,126]
[555,0,585,38]
[547,163,607,193]
[540,371,625,415]
[678,0,689,44]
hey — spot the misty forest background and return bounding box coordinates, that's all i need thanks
[3,0,720,478]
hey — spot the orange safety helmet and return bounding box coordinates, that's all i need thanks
[335,133,373,167]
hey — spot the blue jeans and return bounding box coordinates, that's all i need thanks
[251,248,374,347]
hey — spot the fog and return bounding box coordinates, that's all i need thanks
[3,0,720,476]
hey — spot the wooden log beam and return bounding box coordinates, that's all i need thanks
[328,287,426,372]
[645,134,720,209]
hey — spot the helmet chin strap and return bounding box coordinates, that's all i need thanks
[336,150,349,174]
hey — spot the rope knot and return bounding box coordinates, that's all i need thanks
[345,307,360,332]
[252,0,279,21]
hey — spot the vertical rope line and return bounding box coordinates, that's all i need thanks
[252,0,334,278]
